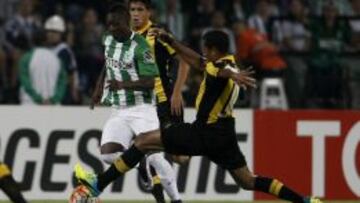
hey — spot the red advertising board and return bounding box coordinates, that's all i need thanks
[254,111,360,200]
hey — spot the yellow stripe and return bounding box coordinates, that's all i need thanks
[136,21,153,35]
[159,40,176,55]
[274,181,284,196]
[269,179,283,196]
[207,80,234,124]
[154,77,167,103]
[195,76,206,109]
[152,175,161,185]
[114,158,130,173]
[205,63,219,77]
[0,163,11,178]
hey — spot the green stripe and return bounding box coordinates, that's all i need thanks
[134,60,153,104]
[119,41,135,106]
[105,37,118,104]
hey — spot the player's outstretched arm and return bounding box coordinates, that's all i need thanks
[90,64,106,109]
[150,28,205,71]
[218,66,257,90]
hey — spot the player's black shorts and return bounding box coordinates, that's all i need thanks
[156,101,183,128]
[161,117,247,170]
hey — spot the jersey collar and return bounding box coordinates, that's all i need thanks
[136,21,153,35]
[216,55,235,63]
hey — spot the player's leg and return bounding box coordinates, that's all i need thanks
[206,119,322,203]
[147,153,182,203]
[73,121,198,197]
[99,112,132,164]
[99,110,166,203]
[0,162,28,203]
[229,166,321,203]
[138,158,166,203]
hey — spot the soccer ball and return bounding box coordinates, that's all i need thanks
[69,185,101,203]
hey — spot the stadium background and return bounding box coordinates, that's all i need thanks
[0,0,359,202]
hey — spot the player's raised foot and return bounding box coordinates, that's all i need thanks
[74,163,101,197]
[304,197,323,203]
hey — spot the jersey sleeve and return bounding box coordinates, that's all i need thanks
[135,37,159,77]
[158,40,176,55]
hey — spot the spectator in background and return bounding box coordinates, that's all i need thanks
[279,0,310,52]
[234,20,287,107]
[19,30,67,105]
[349,0,360,51]
[0,0,21,23]
[277,0,311,108]
[227,0,246,22]
[309,0,352,15]
[234,20,286,77]
[4,0,41,103]
[345,0,360,109]
[306,1,350,108]
[75,8,104,99]
[165,0,184,40]
[202,11,236,53]
[44,15,80,105]
[247,0,273,35]
[187,0,215,51]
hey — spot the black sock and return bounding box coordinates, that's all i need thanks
[255,177,305,203]
[97,145,145,191]
[138,159,150,183]
[152,183,165,203]
[150,165,165,203]
[97,164,120,191]
[0,175,27,203]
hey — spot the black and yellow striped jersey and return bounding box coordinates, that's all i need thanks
[136,21,177,103]
[196,55,240,124]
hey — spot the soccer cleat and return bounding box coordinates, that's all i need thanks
[304,197,323,203]
[74,163,101,197]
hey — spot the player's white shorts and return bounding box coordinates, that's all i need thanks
[101,104,160,149]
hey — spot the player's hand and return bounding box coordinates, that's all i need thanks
[171,92,184,116]
[232,67,257,90]
[90,87,102,110]
[106,79,123,91]
[148,28,175,45]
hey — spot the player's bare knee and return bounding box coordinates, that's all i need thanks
[100,143,125,164]
[134,135,149,152]
[100,152,122,165]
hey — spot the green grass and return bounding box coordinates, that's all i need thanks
[0,201,358,203]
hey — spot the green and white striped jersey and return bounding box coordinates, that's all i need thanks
[101,32,159,107]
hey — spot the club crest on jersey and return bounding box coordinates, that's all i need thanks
[143,50,155,64]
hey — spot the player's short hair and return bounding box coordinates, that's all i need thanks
[108,3,130,20]
[128,0,152,9]
[203,30,229,54]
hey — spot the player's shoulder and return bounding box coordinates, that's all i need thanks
[133,33,151,48]
[101,32,113,45]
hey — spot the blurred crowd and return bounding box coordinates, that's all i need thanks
[1,0,360,109]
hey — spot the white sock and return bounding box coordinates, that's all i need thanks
[147,153,181,201]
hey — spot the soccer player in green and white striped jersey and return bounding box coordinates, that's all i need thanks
[80,4,179,203]
[100,27,158,107]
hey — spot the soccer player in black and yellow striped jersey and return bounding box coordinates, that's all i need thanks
[73,26,322,203]
[0,162,28,203]
[128,0,187,203]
